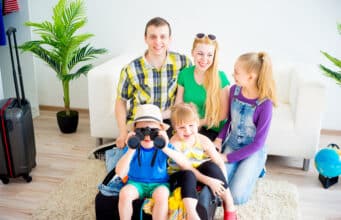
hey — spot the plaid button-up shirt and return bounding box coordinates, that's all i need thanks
[117,51,191,123]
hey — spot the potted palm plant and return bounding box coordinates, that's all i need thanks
[20,0,107,133]
[320,23,341,86]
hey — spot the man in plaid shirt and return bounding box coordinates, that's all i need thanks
[115,17,192,148]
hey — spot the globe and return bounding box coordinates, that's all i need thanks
[315,148,341,178]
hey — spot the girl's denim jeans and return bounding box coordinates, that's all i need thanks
[224,146,266,205]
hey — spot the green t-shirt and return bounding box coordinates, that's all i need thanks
[177,66,230,132]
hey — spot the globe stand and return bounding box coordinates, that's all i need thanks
[319,174,339,189]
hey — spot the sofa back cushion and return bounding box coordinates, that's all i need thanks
[272,62,294,104]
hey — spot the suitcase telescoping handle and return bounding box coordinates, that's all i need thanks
[6,27,26,108]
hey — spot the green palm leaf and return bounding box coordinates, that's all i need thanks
[319,65,341,85]
[337,23,341,35]
[320,51,341,69]
[320,23,341,86]
[62,64,93,81]
[20,0,107,115]
[68,44,106,70]
[20,41,61,73]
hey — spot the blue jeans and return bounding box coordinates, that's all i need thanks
[105,147,125,172]
[224,146,266,205]
[98,175,124,196]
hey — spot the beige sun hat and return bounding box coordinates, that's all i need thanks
[127,104,170,131]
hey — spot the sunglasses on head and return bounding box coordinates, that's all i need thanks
[196,33,216,41]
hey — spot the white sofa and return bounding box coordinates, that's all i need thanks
[88,54,326,170]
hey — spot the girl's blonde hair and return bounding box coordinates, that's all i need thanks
[170,103,200,127]
[192,35,222,128]
[237,52,277,107]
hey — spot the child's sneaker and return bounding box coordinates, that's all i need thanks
[88,142,116,160]
[224,210,237,220]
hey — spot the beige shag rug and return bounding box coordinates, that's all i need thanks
[32,160,300,220]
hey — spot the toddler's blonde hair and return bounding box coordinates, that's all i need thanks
[170,103,200,127]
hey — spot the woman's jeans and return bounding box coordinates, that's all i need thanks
[224,146,266,205]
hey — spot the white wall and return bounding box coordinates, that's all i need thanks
[1,0,341,129]
[0,0,39,117]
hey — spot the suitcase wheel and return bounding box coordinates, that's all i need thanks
[23,174,32,183]
[1,177,9,184]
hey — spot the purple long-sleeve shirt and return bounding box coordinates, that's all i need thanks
[218,85,273,163]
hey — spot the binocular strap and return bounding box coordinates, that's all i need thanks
[137,148,141,166]
[150,150,158,167]
[136,148,158,167]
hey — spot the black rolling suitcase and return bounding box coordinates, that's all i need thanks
[0,27,36,184]
[196,185,220,220]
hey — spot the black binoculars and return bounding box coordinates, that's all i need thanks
[127,127,165,149]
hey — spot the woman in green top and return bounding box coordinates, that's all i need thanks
[175,33,230,141]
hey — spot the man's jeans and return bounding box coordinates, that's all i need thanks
[105,147,125,172]
[98,175,124,196]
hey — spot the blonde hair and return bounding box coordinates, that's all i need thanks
[170,103,200,128]
[237,52,277,107]
[192,36,222,128]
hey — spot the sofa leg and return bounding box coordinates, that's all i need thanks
[303,159,310,171]
[96,138,103,146]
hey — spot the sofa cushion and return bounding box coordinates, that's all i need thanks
[273,63,293,104]
[271,103,294,133]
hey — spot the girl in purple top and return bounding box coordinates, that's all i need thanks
[214,52,277,204]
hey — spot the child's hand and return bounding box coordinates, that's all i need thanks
[126,131,136,140]
[126,131,139,149]
[157,130,169,149]
[207,177,226,197]
[213,138,222,152]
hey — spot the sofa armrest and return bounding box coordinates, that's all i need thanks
[88,54,135,139]
[289,64,327,132]
[295,82,326,131]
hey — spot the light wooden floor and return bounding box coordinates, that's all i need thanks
[0,110,341,220]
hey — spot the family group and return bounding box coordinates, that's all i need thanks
[100,16,277,220]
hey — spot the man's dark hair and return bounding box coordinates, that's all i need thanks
[144,17,171,37]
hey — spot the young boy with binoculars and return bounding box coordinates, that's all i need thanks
[115,104,191,220]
